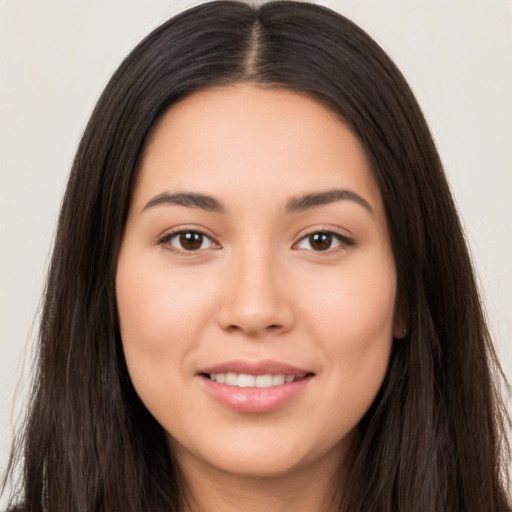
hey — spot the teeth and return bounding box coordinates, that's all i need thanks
[238,374,255,387]
[225,372,238,386]
[255,375,272,388]
[272,374,285,386]
[209,373,296,388]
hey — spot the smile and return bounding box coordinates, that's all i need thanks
[198,361,314,413]
[207,373,301,388]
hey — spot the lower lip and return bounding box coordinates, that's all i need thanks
[199,375,313,413]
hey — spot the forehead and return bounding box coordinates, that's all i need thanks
[133,84,383,213]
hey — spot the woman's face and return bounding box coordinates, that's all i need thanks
[116,85,400,479]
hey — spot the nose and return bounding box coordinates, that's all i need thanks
[216,248,295,337]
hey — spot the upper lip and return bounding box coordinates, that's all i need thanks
[198,359,313,377]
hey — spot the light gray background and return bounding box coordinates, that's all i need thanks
[1,0,511,500]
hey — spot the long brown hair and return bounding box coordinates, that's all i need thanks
[3,1,510,511]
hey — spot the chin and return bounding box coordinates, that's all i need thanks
[168,427,349,481]
[211,450,308,478]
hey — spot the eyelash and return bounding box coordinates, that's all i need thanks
[158,230,219,255]
[294,229,355,253]
[158,228,354,255]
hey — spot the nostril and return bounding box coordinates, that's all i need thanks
[224,323,283,335]
[217,295,295,335]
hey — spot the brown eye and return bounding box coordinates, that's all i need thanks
[161,230,217,252]
[308,232,333,251]
[295,231,353,252]
[179,231,204,250]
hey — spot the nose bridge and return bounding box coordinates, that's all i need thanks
[236,243,277,306]
[217,241,293,336]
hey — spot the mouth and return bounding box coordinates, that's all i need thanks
[201,372,310,388]
[197,360,315,413]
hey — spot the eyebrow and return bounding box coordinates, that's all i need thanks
[285,189,374,214]
[142,188,374,215]
[143,192,225,213]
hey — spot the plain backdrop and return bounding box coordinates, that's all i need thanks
[1,0,511,500]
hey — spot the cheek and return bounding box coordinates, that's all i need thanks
[304,260,396,342]
[115,249,214,392]
[115,253,216,433]
[117,251,212,343]
[299,257,396,406]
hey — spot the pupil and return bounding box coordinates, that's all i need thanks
[310,232,332,251]
[180,232,203,250]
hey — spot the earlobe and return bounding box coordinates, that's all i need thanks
[394,325,408,339]
[393,289,409,339]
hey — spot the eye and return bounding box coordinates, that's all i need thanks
[295,231,353,252]
[159,230,218,252]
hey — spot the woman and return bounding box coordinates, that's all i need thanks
[2,1,510,511]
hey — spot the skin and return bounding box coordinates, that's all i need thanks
[116,84,403,512]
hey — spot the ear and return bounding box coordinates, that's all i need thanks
[394,324,408,339]
[393,292,409,340]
